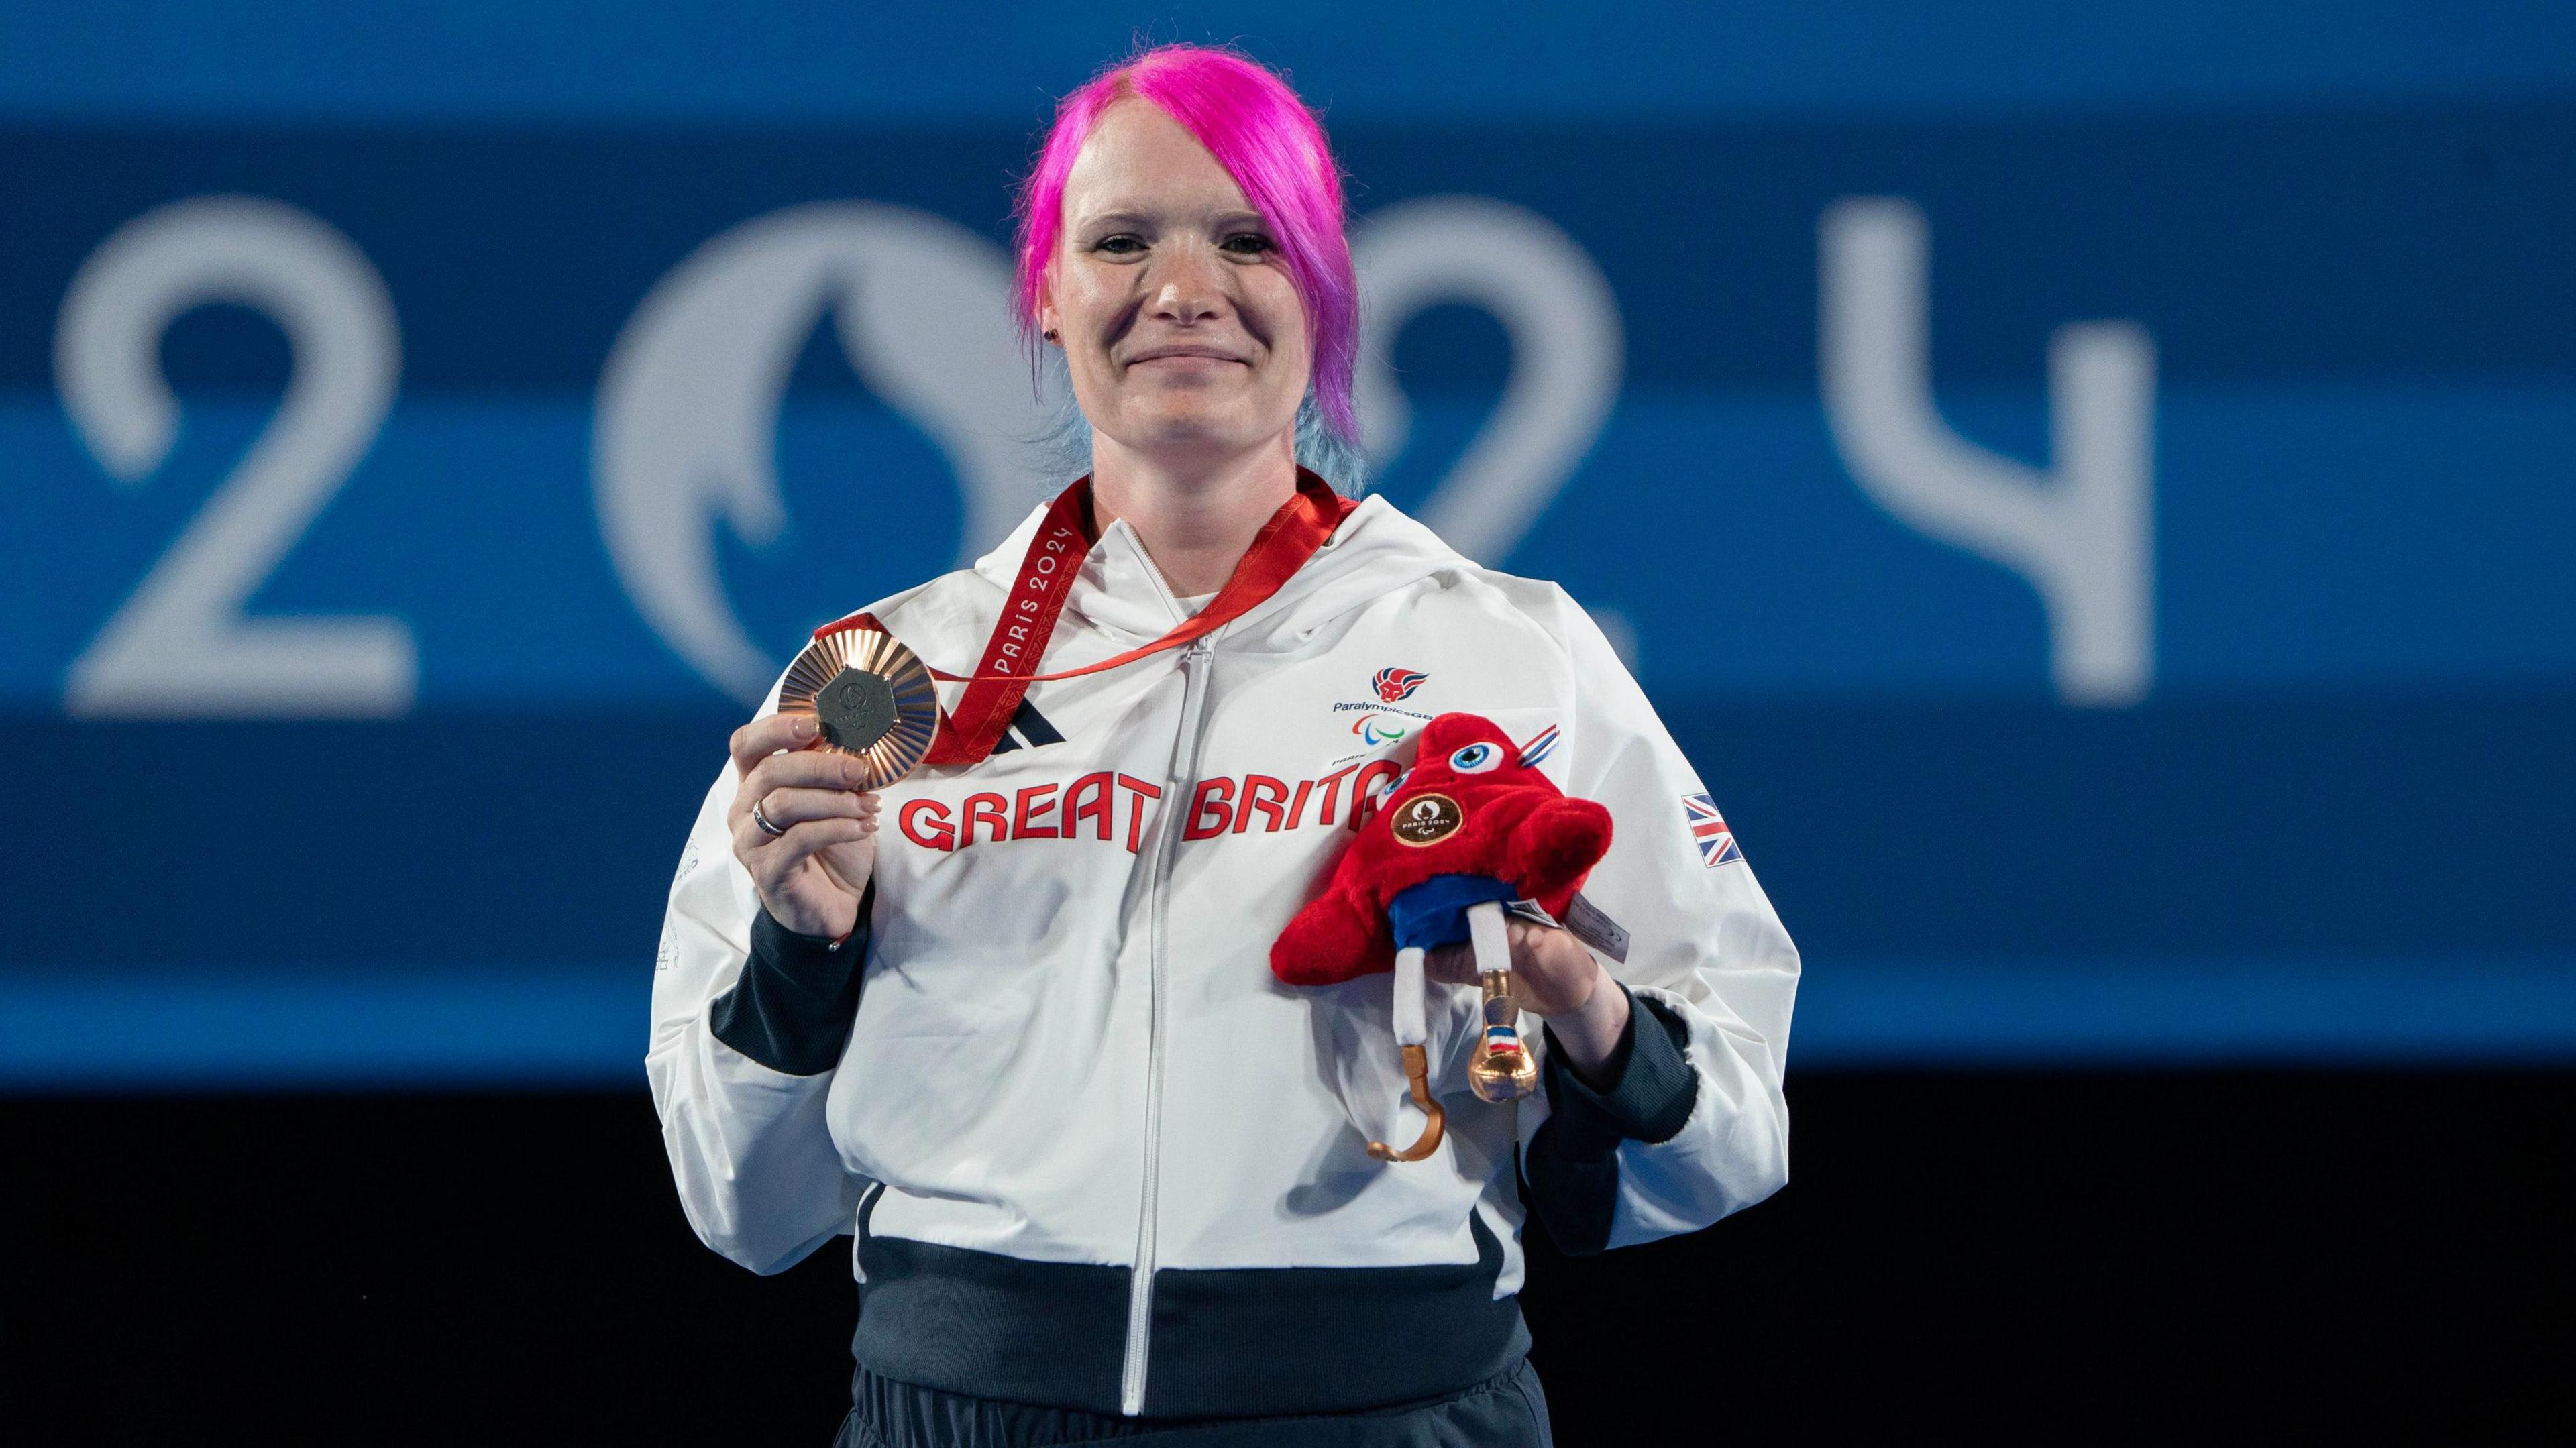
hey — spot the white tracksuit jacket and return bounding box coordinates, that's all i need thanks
[647,484,1799,1418]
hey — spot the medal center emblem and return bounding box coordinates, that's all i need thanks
[1391,793,1463,846]
[815,667,900,751]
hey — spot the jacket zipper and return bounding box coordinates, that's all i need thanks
[1121,633,1216,1415]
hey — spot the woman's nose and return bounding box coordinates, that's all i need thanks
[1146,245,1225,325]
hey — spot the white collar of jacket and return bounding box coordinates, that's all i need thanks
[958,490,1467,662]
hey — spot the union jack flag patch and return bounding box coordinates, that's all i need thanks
[1682,793,1743,867]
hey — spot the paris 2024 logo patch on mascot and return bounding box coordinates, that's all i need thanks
[1271,712,1612,1162]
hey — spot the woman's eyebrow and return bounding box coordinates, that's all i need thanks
[1075,207,1268,232]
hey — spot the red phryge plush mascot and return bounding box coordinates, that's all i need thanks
[1272,713,1612,1162]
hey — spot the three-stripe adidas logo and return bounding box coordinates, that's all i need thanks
[987,699,1065,756]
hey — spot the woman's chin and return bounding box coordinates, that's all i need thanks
[1108,406,1286,457]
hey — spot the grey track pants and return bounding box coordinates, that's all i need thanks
[834,1359,1555,1448]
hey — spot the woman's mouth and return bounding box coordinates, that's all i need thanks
[1126,345,1248,369]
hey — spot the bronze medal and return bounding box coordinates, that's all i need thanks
[775,628,939,790]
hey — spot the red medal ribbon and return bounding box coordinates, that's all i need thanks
[818,468,1358,769]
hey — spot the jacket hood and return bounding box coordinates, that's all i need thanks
[968,490,1470,658]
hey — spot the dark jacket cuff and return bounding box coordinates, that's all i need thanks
[708,883,875,1076]
[1538,984,1699,1158]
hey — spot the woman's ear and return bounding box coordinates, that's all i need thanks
[1037,270,1062,345]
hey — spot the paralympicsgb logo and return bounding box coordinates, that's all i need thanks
[1373,667,1430,703]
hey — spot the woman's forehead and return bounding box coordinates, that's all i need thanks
[1062,101,1251,220]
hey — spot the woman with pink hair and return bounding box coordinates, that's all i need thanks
[649,42,1797,1447]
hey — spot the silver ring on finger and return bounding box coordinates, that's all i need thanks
[750,795,787,838]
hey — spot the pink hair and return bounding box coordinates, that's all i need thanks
[1012,44,1359,447]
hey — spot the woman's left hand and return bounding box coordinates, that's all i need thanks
[1426,917,1633,1083]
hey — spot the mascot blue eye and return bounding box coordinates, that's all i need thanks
[1448,743,1501,773]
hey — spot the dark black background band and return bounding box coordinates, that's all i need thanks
[709,881,877,1076]
[12,1074,2567,1440]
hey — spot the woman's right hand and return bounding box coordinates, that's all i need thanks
[727,712,881,941]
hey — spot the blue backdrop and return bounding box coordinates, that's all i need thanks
[5,2,2571,1084]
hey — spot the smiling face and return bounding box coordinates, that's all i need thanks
[1039,99,1313,469]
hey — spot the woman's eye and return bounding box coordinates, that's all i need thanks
[1220,233,1274,256]
[1094,235,1145,255]
[1449,744,1500,773]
